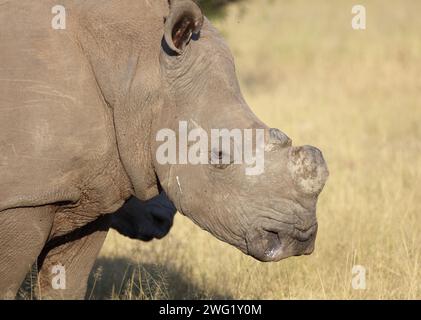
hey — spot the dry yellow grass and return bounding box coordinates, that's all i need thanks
[91,0,421,299]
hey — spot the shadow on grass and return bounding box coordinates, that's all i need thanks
[86,257,233,300]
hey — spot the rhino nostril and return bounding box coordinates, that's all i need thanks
[293,223,318,242]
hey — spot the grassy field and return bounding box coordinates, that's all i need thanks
[91,0,421,299]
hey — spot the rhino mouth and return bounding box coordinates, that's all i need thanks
[245,222,317,262]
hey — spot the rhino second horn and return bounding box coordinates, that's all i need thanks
[287,146,329,196]
[269,128,292,147]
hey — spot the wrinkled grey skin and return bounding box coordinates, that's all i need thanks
[0,0,328,299]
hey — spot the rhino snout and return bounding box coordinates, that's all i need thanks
[246,221,318,262]
[287,145,329,196]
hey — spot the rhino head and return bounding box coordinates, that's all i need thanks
[149,0,329,262]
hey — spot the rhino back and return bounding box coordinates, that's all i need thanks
[0,1,126,211]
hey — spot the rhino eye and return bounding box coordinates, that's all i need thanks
[210,150,232,169]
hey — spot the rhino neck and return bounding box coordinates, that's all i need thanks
[75,0,169,200]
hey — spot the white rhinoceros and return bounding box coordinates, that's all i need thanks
[0,0,328,299]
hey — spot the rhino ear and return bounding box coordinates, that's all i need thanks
[164,0,204,54]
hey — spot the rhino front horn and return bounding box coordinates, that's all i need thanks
[287,146,329,196]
